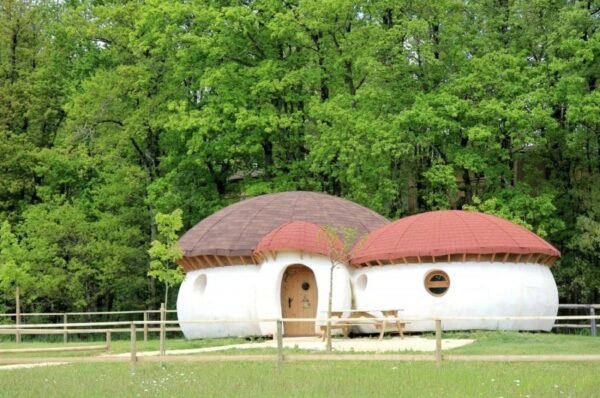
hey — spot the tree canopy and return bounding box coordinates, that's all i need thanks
[0,0,599,312]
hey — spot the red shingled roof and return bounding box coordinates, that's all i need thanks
[255,221,343,257]
[350,210,560,265]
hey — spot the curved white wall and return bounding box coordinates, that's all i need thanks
[351,262,558,332]
[256,251,352,336]
[177,265,261,339]
[178,259,558,338]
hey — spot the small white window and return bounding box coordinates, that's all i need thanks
[193,274,207,296]
[356,274,368,291]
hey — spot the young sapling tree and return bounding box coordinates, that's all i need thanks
[148,209,184,309]
[318,225,359,352]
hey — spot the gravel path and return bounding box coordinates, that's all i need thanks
[103,336,474,358]
[0,336,475,369]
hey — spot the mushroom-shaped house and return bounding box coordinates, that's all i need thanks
[176,191,389,338]
[176,192,561,338]
[349,210,561,332]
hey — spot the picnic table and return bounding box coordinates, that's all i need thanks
[319,309,406,341]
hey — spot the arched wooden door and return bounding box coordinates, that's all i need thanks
[281,265,318,336]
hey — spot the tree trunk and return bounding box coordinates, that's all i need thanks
[326,261,334,352]
[9,24,19,82]
[344,60,356,96]
[312,32,329,102]
[164,282,169,310]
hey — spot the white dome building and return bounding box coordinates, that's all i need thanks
[349,210,561,332]
[176,191,388,338]
[176,192,561,338]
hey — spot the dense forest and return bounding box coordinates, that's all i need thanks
[0,0,599,313]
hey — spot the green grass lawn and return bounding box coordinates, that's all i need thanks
[1,332,600,358]
[0,336,250,358]
[440,331,600,355]
[0,361,598,397]
[1,332,600,397]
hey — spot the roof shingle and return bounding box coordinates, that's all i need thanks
[350,210,560,265]
[179,191,389,258]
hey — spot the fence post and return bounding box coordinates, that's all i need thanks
[63,313,68,344]
[15,286,21,344]
[143,311,149,342]
[106,330,112,352]
[160,303,166,357]
[130,323,137,374]
[590,307,597,337]
[435,319,442,367]
[276,319,283,372]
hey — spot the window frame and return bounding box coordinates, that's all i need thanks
[424,269,450,297]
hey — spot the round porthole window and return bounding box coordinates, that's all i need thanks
[356,274,368,291]
[302,282,310,291]
[193,274,207,296]
[424,270,449,297]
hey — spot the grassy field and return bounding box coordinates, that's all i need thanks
[0,336,250,358]
[0,361,598,397]
[1,332,599,396]
[0,336,248,353]
[442,331,600,355]
[1,331,600,357]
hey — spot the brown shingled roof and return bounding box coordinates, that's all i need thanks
[179,191,389,259]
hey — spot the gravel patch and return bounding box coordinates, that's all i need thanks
[103,336,474,357]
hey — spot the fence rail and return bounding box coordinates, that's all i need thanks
[0,310,177,317]
[1,305,599,342]
[556,304,597,336]
[1,303,599,370]
[2,305,179,343]
[1,313,600,370]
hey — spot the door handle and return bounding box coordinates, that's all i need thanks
[288,298,293,308]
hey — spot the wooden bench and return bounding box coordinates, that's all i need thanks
[319,310,406,341]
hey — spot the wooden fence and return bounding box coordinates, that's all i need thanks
[0,304,179,343]
[555,304,598,336]
[1,314,600,371]
[1,303,597,343]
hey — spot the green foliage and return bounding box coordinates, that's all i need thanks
[465,185,565,238]
[422,163,458,210]
[317,226,358,262]
[0,0,599,309]
[148,209,184,308]
[0,221,33,311]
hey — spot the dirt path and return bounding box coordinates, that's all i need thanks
[0,336,474,369]
[101,336,474,358]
